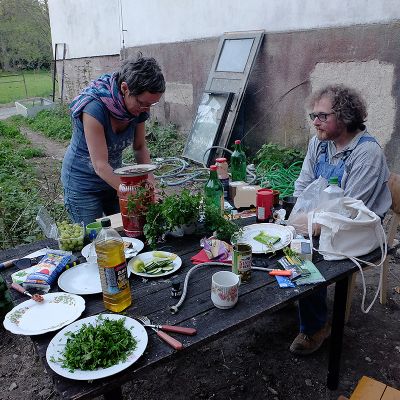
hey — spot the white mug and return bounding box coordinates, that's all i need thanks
[211,271,240,309]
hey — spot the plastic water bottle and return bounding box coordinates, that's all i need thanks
[322,176,344,202]
[230,140,247,182]
[95,218,131,312]
[321,177,351,216]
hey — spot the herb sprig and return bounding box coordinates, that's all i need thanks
[52,316,138,372]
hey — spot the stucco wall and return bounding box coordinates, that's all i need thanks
[58,22,400,173]
[48,0,400,59]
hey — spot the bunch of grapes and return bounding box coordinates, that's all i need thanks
[58,221,84,251]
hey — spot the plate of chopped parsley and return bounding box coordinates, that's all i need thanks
[46,314,148,380]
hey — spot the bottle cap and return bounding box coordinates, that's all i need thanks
[171,277,181,290]
[215,157,227,163]
[329,176,339,185]
[210,165,217,171]
[100,218,111,227]
[234,140,241,144]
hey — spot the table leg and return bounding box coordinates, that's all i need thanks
[327,277,348,390]
[104,386,123,400]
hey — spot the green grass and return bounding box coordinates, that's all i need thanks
[0,70,55,104]
[0,120,45,249]
[8,105,72,142]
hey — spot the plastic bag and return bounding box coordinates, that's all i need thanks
[287,177,328,235]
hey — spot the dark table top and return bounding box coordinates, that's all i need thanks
[0,230,382,400]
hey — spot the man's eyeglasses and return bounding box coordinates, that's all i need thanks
[134,95,159,110]
[309,112,335,122]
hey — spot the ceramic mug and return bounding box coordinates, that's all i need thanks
[211,271,240,309]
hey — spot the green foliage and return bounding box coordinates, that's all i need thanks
[255,143,305,169]
[203,204,240,243]
[143,201,166,249]
[17,146,45,159]
[161,189,201,230]
[122,120,186,163]
[0,0,52,71]
[0,70,55,104]
[126,182,153,217]
[143,189,201,248]
[0,120,66,249]
[143,189,239,247]
[25,105,71,141]
[53,316,137,371]
[147,120,186,157]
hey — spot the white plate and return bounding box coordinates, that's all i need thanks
[3,293,85,335]
[46,314,148,380]
[238,223,293,254]
[81,237,144,261]
[58,262,102,295]
[128,251,182,278]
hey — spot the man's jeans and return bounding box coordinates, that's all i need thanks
[63,187,120,226]
[298,287,327,335]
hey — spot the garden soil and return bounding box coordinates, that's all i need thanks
[0,128,399,400]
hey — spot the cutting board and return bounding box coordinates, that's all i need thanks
[96,213,123,231]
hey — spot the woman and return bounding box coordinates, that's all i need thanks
[61,55,165,225]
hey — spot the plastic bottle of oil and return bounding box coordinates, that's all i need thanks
[95,218,131,312]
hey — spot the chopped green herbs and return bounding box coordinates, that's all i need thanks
[253,231,281,246]
[56,316,137,372]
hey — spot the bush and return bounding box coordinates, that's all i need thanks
[26,105,72,141]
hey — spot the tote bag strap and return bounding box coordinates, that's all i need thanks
[307,211,387,313]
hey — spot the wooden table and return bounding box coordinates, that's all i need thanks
[0,232,382,400]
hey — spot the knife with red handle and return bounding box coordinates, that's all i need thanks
[144,324,197,336]
[154,329,184,350]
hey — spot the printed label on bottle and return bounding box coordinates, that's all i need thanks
[257,206,265,220]
[99,261,129,295]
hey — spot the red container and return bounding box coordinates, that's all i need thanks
[256,188,274,222]
[114,165,157,238]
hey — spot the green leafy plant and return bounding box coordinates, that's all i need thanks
[26,105,72,141]
[161,189,201,230]
[122,120,186,164]
[143,189,240,248]
[0,120,67,250]
[203,204,240,243]
[143,201,166,248]
[255,143,305,169]
[52,315,137,372]
[126,182,153,217]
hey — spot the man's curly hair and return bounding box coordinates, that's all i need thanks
[309,85,367,132]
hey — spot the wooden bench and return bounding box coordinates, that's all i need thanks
[338,376,400,400]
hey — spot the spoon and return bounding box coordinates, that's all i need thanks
[11,283,44,302]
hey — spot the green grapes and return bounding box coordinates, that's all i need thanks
[57,221,84,251]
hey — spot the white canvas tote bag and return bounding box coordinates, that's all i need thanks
[308,197,387,313]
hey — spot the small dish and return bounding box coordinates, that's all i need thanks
[3,292,85,335]
[58,262,102,295]
[81,237,144,261]
[128,251,182,278]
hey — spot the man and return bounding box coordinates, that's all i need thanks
[290,84,391,355]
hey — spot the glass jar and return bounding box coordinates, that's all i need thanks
[114,165,156,238]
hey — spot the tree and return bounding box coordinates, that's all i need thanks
[0,0,52,71]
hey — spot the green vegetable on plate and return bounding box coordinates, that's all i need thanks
[51,316,137,372]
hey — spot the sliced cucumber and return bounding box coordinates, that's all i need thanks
[162,265,174,271]
[147,267,162,275]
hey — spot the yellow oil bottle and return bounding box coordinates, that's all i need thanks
[95,218,131,312]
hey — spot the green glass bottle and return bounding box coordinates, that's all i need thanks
[230,140,247,182]
[204,165,223,211]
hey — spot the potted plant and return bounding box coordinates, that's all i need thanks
[143,188,241,247]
